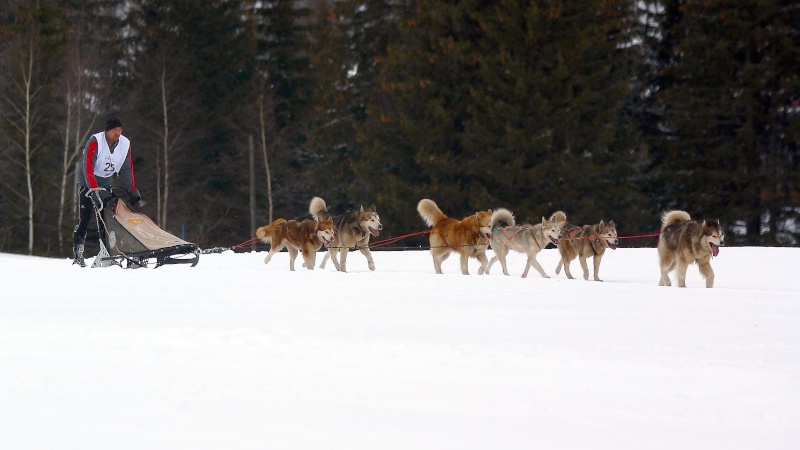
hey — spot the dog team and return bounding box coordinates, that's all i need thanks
[255,197,725,288]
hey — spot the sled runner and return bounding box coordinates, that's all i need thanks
[92,188,200,269]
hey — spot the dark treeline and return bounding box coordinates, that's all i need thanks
[0,0,798,257]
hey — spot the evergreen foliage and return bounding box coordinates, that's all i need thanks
[650,0,800,245]
[355,0,646,233]
[0,0,798,256]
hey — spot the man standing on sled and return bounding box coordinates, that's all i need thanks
[72,116,141,267]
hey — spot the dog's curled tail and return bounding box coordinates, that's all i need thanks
[417,199,446,227]
[549,210,567,226]
[256,218,287,243]
[310,197,331,220]
[661,210,691,228]
[491,208,515,229]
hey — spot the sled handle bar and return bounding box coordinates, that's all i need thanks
[97,185,136,205]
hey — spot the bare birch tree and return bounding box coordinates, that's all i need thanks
[0,32,45,254]
[258,84,275,223]
[151,53,192,231]
[56,39,104,253]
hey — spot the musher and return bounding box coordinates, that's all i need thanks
[72,116,141,267]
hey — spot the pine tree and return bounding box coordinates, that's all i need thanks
[654,0,800,245]
[355,0,640,235]
[307,0,407,214]
[246,0,317,221]
[126,0,253,242]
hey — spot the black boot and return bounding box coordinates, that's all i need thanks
[73,242,86,267]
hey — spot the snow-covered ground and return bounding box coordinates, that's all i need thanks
[1,246,798,449]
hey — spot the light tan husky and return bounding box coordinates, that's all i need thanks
[486,209,565,278]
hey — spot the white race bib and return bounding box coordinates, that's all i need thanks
[92,131,130,177]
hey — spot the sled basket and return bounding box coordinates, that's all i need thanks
[98,197,200,268]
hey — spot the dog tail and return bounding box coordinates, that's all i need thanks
[417,199,446,227]
[549,211,567,226]
[661,210,691,228]
[491,208,515,229]
[310,197,331,221]
[256,218,287,243]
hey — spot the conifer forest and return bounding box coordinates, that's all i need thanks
[1,0,798,256]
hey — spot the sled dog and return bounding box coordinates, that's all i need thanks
[486,209,565,278]
[255,202,335,271]
[658,210,724,288]
[555,218,618,281]
[310,197,383,272]
[417,198,492,275]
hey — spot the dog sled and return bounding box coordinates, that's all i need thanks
[92,187,200,269]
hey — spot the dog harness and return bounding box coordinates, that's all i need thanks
[501,225,541,250]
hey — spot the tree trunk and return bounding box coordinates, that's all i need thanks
[259,97,273,223]
[160,63,170,230]
[249,134,256,249]
[57,79,73,255]
[24,36,36,255]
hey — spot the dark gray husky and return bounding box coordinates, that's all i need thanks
[310,197,383,272]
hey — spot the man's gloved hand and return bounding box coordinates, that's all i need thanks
[129,189,141,206]
[88,187,110,210]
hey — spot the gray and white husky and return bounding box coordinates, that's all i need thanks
[485,209,565,278]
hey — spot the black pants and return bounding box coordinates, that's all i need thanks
[73,185,107,250]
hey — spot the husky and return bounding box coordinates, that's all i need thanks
[310,197,383,272]
[255,215,335,271]
[486,209,565,278]
[417,198,492,275]
[658,210,724,288]
[555,219,618,281]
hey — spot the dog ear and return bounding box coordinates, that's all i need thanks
[608,220,615,227]
[369,204,376,212]
[541,217,547,225]
[599,220,605,229]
